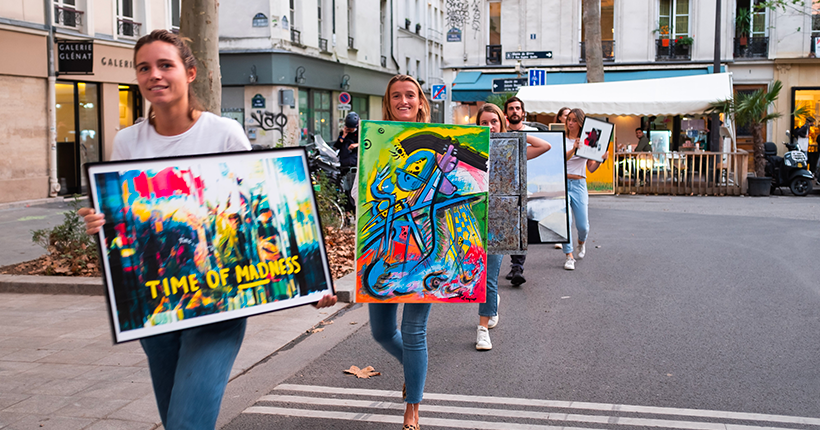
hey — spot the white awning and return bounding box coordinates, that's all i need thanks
[516,73,734,117]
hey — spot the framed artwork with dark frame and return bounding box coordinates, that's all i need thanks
[576,117,614,162]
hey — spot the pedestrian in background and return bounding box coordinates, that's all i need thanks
[562,108,608,271]
[78,30,336,430]
[475,103,550,350]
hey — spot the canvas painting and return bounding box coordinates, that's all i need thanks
[576,117,614,162]
[355,120,489,303]
[87,148,333,343]
[526,131,570,244]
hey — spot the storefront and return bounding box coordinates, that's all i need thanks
[773,59,820,163]
[220,51,392,148]
[791,86,820,171]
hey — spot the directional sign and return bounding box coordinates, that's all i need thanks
[492,78,527,94]
[528,69,547,86]
[339,92,351,105]
[431,84,446,101]
[506,51,553,60]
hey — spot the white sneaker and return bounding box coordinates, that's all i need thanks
[476,326,492,350]
[554,243,562,249]
[564,258,576,270]
[577,243,586,260]
[488,294,499,329]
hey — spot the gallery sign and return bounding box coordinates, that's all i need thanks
[57,40,94,75]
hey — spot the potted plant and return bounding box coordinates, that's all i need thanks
[707,81,809,196]
[405,18,411,30]
[676,36,694,46]
[416,23,422,34]
[653,24,671,46]
[736,8,752,46]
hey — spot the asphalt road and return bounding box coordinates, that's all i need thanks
[221,194,820,430]
[0,199,83,267]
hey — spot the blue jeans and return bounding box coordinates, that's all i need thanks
[140,318,247,430]
[369,303,432,404]
[562,179,589,255]
[479,254,502,317]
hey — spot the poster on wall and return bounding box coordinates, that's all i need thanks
[576,117,614,163]
[86,148,334,343]
[355,120,489,304]
[526,131,570,244]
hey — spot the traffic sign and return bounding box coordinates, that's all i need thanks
[339,92,351,104]
[492,78,527,93]
[506,51,553,60]
[431,84,447,101]
[337,103,352,111]
[528,69,547,86]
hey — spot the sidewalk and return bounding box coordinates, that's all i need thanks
[0,273,355,430]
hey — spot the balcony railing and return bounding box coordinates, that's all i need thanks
[486,44,502,65]
[348,36,355,49]
[117,17,143,38]
[733,36,768,58]
[54,5,84,28]
[381,55,387,68]
[291,29,301,45]
[319,37,328,52]
[655,39,691,61]
[579,41,615,62]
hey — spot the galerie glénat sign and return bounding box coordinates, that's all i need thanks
[57,40,94,74]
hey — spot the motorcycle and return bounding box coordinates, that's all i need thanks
[764,136,813,196]
[303,134,355,227]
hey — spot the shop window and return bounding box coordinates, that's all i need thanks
[351,96,369,120]
[299,89,309,144]
[118,85,143,129]
[313,91,332,143]
[56,81,100,195]
[792,87,820,154]
[252,13,268,27]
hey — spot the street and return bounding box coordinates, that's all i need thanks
[222,195,820,430]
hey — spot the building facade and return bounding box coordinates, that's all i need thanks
[441,0,820,156]
[0,0,177,203]
[218,0,446,149]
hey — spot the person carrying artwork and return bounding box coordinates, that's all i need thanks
[503,96,538,286]
[77,30,337,430]
[562,108,607,271]
[475,103,551,350]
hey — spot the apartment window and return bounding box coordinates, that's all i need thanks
[54,0,82,28]
[488,1,501,45]
[659,0,689,38]
[416,59,422,81]
[170,0,180,32]
[318,1,323,38]
[290,0,296,28]
[117,0,141,37]
[348,0,355,48]
[406,57,411,75]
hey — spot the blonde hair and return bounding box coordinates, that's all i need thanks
[382,75,430,123]
[475,103,507,132]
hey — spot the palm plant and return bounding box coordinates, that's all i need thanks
[707,80,808,177]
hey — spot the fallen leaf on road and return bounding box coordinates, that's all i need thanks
[344,365,381,379]
[322,320,334,325]
[309,327,324,333]
[349,322,358,325]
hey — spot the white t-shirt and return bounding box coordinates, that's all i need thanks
[111,112,251,161]
[566,137,588,177]
[510,124,538,132]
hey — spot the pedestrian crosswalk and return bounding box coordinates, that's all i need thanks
[242,384,820,430]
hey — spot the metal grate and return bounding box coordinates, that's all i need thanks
[117,18,143,38]
[319,37,328,52]
[381,55,387,68]
[54,5,84,27]
[655,39,691,61]
[733,36,768,59]
[291,28,301,45]
[348,36,354,49]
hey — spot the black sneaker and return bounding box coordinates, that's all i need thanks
[510,268,525,286]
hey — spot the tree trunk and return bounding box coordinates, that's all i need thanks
[181,0,221,115]
[751,123,766,178]
[582,0,604,83]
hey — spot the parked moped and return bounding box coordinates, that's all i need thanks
[763,139,813,196]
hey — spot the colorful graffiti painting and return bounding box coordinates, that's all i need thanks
[355,121,489,303]
[87,148,333,343]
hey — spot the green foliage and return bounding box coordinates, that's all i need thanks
[735,8,753,36]
[676,36,694,46]
[31,196,98,271]
[485,92,517,111]
[312,170,346,233]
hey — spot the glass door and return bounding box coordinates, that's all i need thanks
[56,81,100,195]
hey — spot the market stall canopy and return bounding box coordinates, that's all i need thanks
[516,73,734,116]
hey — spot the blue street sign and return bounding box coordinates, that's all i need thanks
[431,85,446,101]
[528,69,547,86]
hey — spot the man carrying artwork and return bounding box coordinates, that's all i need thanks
[503,97,537,287]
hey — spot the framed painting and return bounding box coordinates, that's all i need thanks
[576,117,614,162]
[525,131,570,244]
[355,121,489,303]
[86,148,334,343]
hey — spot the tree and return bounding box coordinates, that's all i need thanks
[582,0,604,83]
[180,0,221,114]
[707,81,808,177]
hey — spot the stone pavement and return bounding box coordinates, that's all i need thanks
[0,273,354,430]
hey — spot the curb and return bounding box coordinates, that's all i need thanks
[0,272,357,302]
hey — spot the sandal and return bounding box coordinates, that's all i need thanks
[402,426,418,430]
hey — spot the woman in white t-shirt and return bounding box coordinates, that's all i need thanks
[78,30,335,430]
[562,108,608,270]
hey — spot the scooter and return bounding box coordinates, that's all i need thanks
[764,136,813,196]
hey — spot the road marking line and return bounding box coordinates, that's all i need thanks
[257,394,804,430]
[273,384,820,426]
[244,406,606,430]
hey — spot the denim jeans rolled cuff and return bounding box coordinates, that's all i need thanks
[562,179,590,255]
[479,254,502,317]
[509,254,526,270]
[141,318,247,430]
[369,303,432,404]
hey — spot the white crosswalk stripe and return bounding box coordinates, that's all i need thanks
[242,384,820,430]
